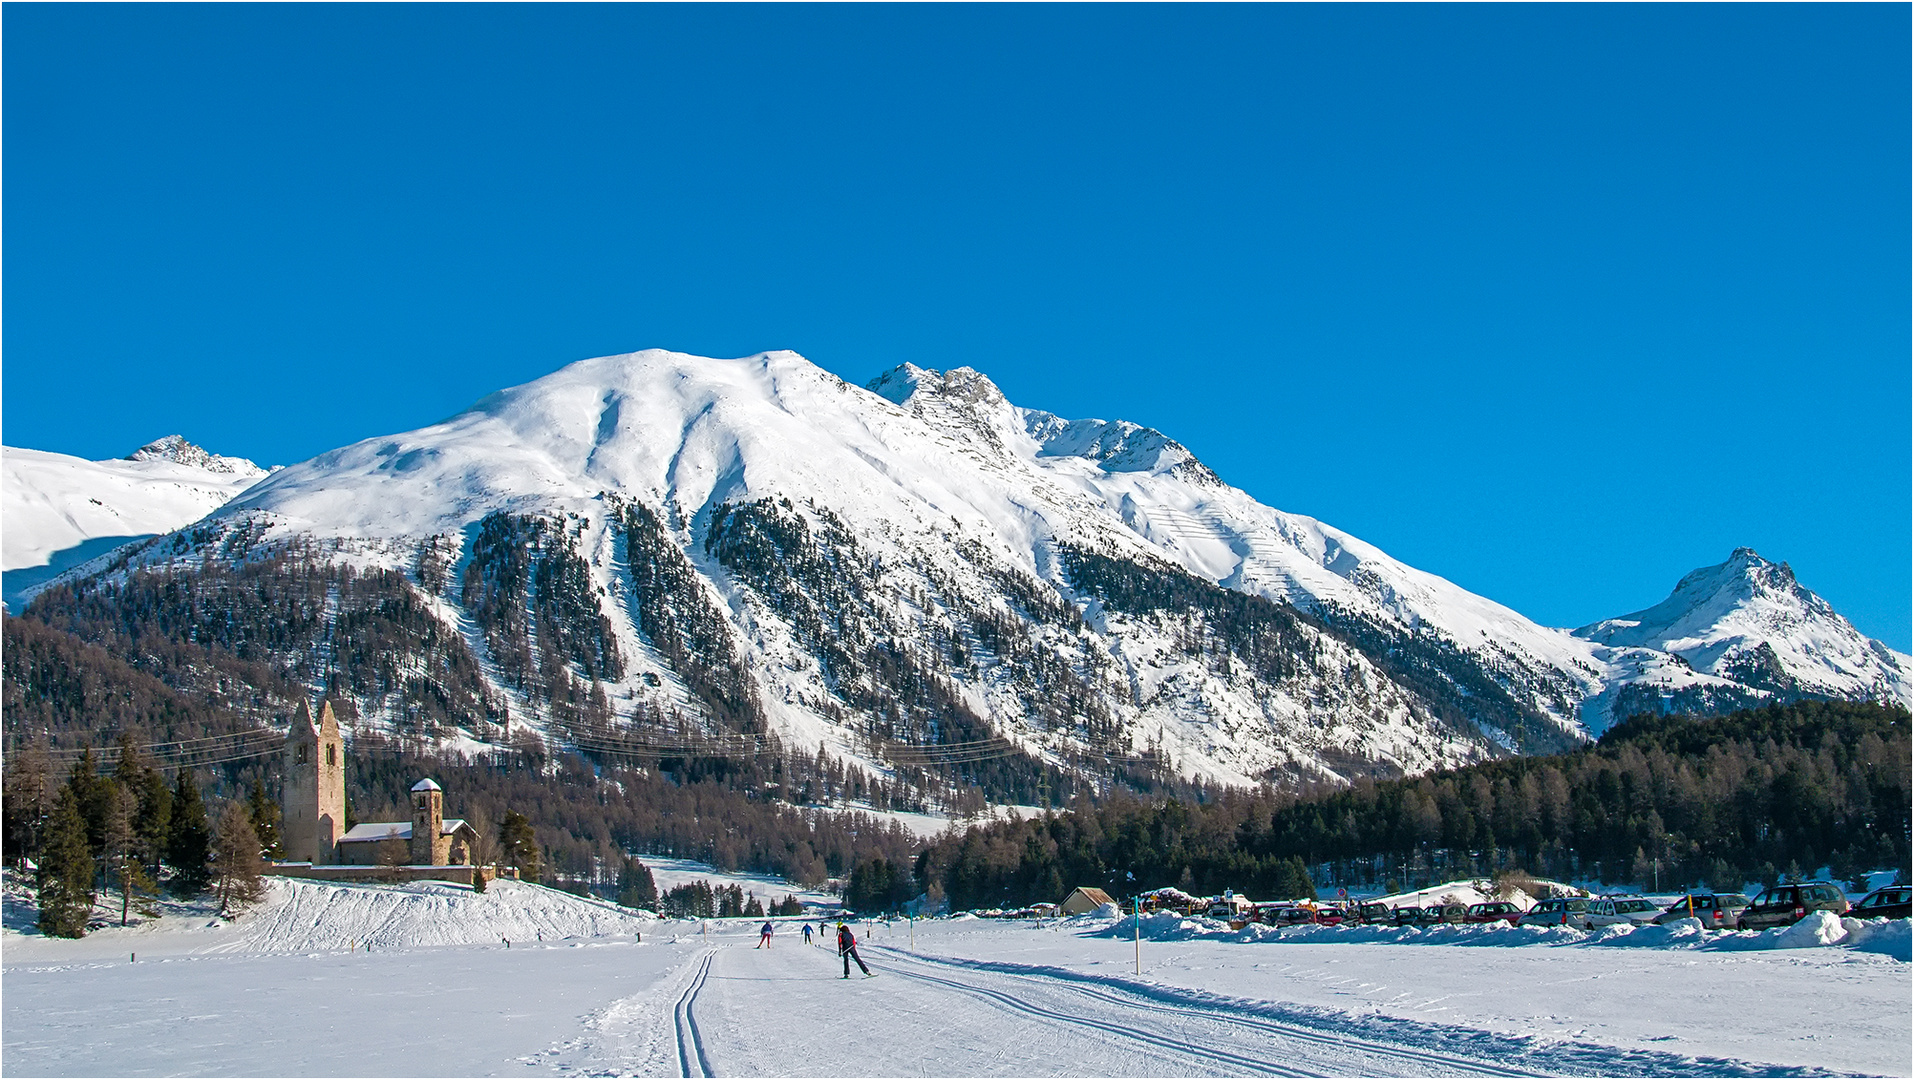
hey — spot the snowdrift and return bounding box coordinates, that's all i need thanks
[214,878,657,953]
[1081,907,1910,959]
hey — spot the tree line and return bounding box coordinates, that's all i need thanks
[906,701,1910,912]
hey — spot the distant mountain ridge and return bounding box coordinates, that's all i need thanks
[126,434,263,476]
[1,438,269,611]
[9,350,1907,801]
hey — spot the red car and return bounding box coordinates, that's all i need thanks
[1464,901,1524,925]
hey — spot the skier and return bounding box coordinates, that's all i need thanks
[801,923,814,946]
[837,921,873,978]
[756,921,774,949]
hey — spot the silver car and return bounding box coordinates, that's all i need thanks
[1517,897,1592,929]
[1651,893,1751,929]
[1587,897,1662,927]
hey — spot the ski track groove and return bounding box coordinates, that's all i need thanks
[878,956,1308,1077]
[872,945,1846,1079]
[673,949,716,1078]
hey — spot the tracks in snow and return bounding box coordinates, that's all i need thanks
[672,949,716,1078]
[872,946,1545,1078]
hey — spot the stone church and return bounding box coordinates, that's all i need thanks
[276,700,484,884]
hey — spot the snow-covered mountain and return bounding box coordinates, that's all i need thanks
[1,437,269,610]
[1574,548,1910,721]
[12,351,1907,797]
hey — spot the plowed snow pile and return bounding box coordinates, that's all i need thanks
[1086,906,1913,959]
[218,878,656,952]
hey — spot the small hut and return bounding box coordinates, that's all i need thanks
[1059,886,1116,915]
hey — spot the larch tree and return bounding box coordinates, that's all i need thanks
[210,802,266,916]
[102,784,157,926]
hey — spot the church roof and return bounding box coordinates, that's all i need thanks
[340,822,412,843]
[338,819,473,843]
[411,778,442,792]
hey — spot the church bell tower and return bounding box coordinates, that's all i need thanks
[282,700,345,864]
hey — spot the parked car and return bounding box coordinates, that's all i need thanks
[1586,897,1662,928]
[1465,901,1524,926]
[1736,883,1849,930]
[1847,886,1911,921]
[1517,897,1592,929]
[1207,895,1254,920]
[1261,905,1318,927]
[1434,903,1470,924]
[1313,906,1348,927]
[1354,902,1393,925]
[1391,906,1425,926]
[1652,893,1751,929]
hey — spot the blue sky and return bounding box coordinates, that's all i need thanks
[5,4,1908,649]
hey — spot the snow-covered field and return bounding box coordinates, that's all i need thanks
[4,876,1907,1077]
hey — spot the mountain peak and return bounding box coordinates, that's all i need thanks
[1574,548,1906,707]
[866,364,1006,409]
[127,435,263,476]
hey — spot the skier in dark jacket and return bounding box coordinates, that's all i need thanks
[756,921,774,948]
[837,922,872,978]
[801,923,814,945]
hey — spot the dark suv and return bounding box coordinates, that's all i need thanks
[1848,886,1911,921]
[1735,882,1849,930]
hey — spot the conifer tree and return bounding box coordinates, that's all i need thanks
[247,779,284,861]
[166,771,213,896]
[65,747,112,856]
[2,742,56,868]
[498,811,540,881]
[103,785,157,926]
[616,857,658,910]
[210,803,266,915]
[37,788,95,938]
[134,767,173,884]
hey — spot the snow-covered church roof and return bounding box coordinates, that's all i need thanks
[338,818,471,843]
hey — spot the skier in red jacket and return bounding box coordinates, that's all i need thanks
[837,922,873,978]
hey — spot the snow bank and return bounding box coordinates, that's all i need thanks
[1843,918,1914,961]
[1081,906,1909,959]
[217,877,656,953]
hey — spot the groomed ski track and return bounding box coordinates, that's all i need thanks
[569,930,1845,1078]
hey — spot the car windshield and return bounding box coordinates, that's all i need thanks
[1566,900,1588,911]
[1721,895,1748,906]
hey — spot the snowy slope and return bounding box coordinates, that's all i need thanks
[2,438,268,609]
[196,350,1507,784]
[1576,548,1911,715]
[29,350,1908,789]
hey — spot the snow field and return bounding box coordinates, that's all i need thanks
[5,877,1906,1076]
